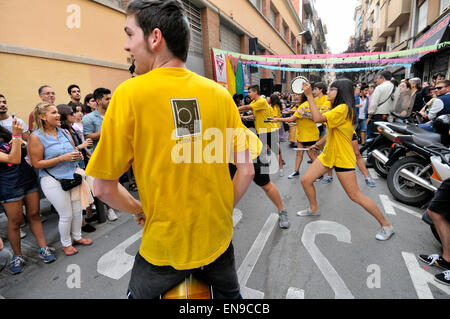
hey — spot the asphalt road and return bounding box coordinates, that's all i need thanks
[0,140,449,300]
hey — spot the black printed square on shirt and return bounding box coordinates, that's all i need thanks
[171,98,202,138]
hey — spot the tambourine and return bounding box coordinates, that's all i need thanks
[290,76,309,94]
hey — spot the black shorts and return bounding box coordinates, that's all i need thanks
[334,167,355,172]
[229,162,270,187]
[352,133,358,141]
[428,178,450,221]
[258,131,280,155]
[298,141,316,147]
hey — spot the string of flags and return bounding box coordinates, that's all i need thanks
[211,42,450,95]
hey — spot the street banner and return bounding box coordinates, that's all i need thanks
[212,50,228,86]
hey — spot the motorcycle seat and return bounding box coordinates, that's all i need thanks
[412,135,446,148]
[386,123,441,143]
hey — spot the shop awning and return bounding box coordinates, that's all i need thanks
[413,9,450,58]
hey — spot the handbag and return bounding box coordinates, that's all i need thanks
[44,168,82,191]
[43,129,82,191]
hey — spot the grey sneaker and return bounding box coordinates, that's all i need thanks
[278,211,290,229]
[365,178,376,187]
[296,208,320,217]
[375,226,394,241]
[321,176,333,184]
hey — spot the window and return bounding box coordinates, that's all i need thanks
[400,22,409,43]
[417,0,428,32]
[249,0,262,11]
[270,6,277,28]
[441,0,450,14]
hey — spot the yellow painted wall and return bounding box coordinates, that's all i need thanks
[0,53,129,123]
[0,0,129,65]
[210,0,302,54]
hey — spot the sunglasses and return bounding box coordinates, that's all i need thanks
[435,86,445,90]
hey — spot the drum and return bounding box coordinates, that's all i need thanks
[290,76,309,94]
[161,274,213,299]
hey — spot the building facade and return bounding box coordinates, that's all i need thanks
[354,0,449,83]
[0,0,336,121]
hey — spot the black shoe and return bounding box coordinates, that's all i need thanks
[419,254,450,270]
[435,271,450,286]
[82,224,96,233]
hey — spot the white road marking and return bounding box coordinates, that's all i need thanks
[301,220,354,299]
[368,168,379,179]
[286,287,305,299]
[379,194,422,218]
[97,229,143,280]
[237,213,278,299]
[402,252,450,299]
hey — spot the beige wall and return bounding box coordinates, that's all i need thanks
[0,0,129,64]
[0,53,129,123]
[0,0,130,122]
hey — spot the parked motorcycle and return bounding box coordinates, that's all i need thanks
[362,112,422,178]
[372,115,450,206]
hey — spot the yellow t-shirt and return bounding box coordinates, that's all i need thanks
[86,67,249,270]
[251,97,276,134]
[271,104,281,130]
[318,104,356,169]
[293,97,330,143]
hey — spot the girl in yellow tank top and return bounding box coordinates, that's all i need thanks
[297,79,394,241]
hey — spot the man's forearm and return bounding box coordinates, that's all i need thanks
[86,132,101,141]
[94,179,142,214]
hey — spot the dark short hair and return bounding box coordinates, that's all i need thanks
[38,85,51,95]
[313,82,327,95]
[360,84,369,91]
[67,84,80,95]
[437,79,450,87]
[126,0,190,62]
[0,94,5,100]
[378,71,393,81]
[93,88,111,101]
[249,85,260,95]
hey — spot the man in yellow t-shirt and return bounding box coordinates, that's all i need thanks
[86,0,255,299]
[238,85,278,163]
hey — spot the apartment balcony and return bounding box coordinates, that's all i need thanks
[387,0,410,28]
[379,0,396,37]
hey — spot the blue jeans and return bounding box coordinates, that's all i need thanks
[418,122,434,132]
[127,242,241,299]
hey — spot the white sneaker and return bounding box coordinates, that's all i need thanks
[20,229,27,239]
[296,208,320,217]
[107,209,118,221]
[375,226,394,241]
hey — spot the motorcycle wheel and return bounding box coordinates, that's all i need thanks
[368,142,392,178]
[387,156,433,207]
